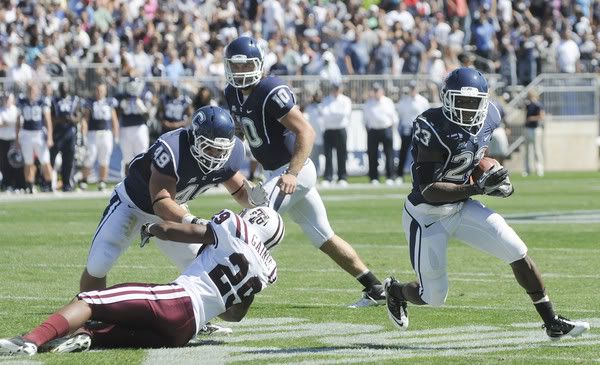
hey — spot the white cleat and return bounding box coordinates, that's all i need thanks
[348,285,386,308]
[0,337,37,356]
[197,322,233,336]
[45,333,92,353]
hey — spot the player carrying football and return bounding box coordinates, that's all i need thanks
[384,67,590,340]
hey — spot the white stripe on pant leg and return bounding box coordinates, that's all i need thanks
[80,284,181,298]
[79,290,189,305]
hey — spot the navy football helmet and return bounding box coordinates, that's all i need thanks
[224,36,264,89]
[7,144,24,169]
[441,67,489,133]
[188,106,235,173]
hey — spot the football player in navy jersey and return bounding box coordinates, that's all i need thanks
[223,36,385,307]
[15,83,54,193]
[80,84,120,191]
[383,68,589,339]
[157,85,193,134]
[79,105,268,292]
[116,78,150,175]
[49,83,80,192]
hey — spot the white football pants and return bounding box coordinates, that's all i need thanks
[402,198,528,307]
[262,158,334,248]
[85,182,202,278]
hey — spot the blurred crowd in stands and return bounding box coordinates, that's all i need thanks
[0,0,585,192]
[1,0,599,94]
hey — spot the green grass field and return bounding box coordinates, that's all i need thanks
[0,172,599,364]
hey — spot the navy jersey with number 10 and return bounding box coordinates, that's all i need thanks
[224,76,297,170]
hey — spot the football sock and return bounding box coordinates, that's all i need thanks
[24,313,70,347]
[356,270,382,289]
[533,296,557,324]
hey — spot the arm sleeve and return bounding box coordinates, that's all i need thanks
[265,85,296,121]
[150,140,178,179]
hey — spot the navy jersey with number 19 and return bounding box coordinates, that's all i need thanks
[224,76,296,170]
[124,128,245,214]
[408,103,502,206]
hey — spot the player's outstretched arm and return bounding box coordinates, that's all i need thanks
[223,171,268,208]
[218,295,254,322]
[144,221,215,245]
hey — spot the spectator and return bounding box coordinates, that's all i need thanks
[192,86,217,110]
[396,82,430,184]
[370,30,395,74]
[556,29,580,73]
[6,54,33,93]
[362,83,397,185]
[523,90,545,177]
[344,30,369,75]
[319,50,342,86]
[150,53,166,77]
[400,30,426,74]
[320,84,351,186]
[0,93,25,192]
[471,7,495,60]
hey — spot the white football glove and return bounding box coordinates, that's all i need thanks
[140,223,154,248]
[243,179,269,207]
[488,177,514,198]
[476,164,509,194]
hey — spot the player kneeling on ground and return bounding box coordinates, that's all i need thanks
[0,207,282,356]
[384,67,590,340]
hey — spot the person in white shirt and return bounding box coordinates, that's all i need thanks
[362,83,398,185]
[396,83,430,183]
[0,93,24,191]
[320,84,352,185]
[303,91,324,177]
[556,29,580,73]
[0,207,282,355]
[6,54,33,93]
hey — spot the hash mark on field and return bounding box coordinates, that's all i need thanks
[143,317,599,365]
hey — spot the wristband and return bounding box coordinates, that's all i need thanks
[284,169,298,177]
[182,213,199,224]
[145,223,156,235]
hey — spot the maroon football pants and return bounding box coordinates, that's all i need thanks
[77,282,196,348]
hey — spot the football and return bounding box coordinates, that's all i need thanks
[471,157,500,181]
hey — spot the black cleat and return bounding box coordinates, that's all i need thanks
[543,315,590,340]
[384,277,409,330]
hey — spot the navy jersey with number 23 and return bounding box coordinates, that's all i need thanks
[408,103,502,206]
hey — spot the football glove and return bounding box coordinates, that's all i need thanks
[488,177,514,198]
[475,164,509,194]
[140,223,154,248]
[243,179,269,207]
